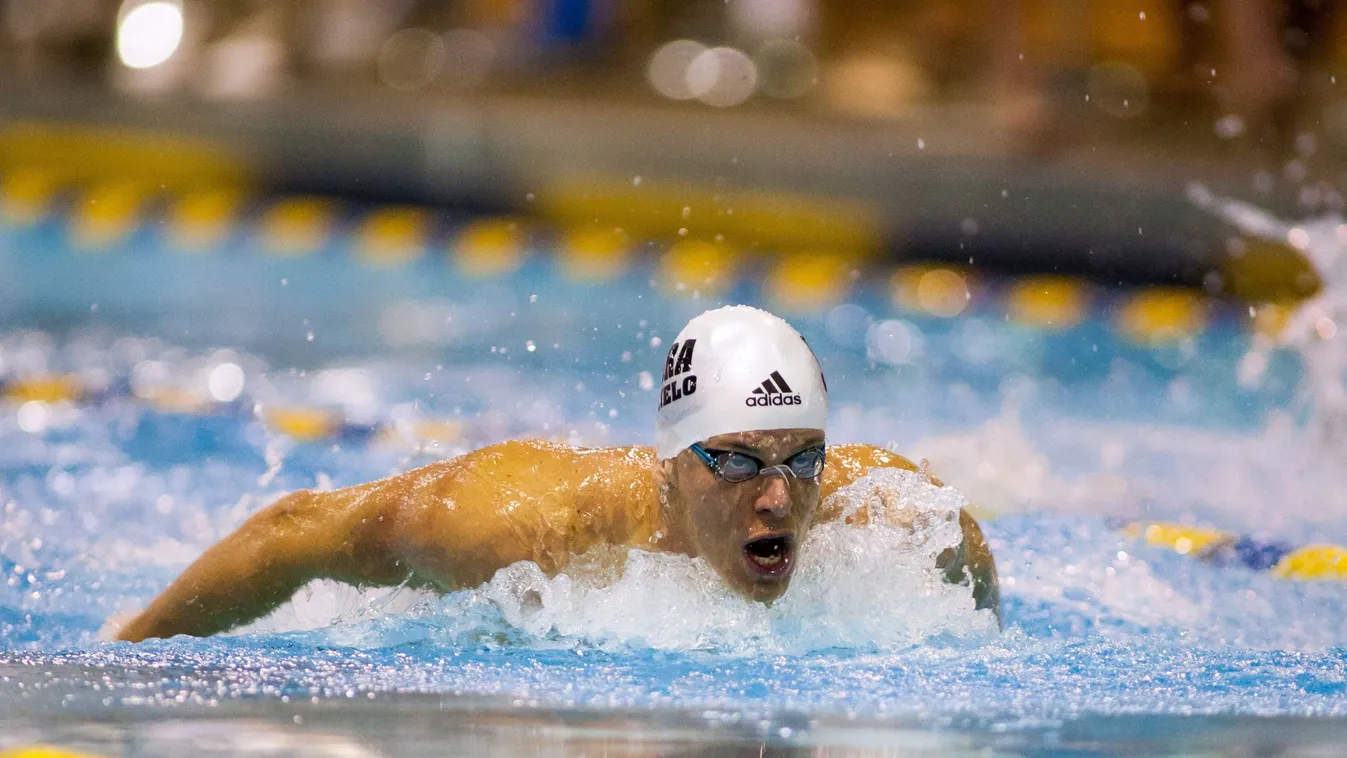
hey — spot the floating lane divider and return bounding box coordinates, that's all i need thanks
[0,373,465,450]
[260,196,337,257]
[0,169,1300,343]
[558,227,633,283]
[1005,275,1090,331]
[0,166,60,226]
[658,239,740,298]
[71,180,150,251]
[0,746,109,758]
[890,264,975,318]
[766,251,860,314]
[1125,521,1347,581]
[453,217,528,277]
[169,186,246,252]
[357,205,431,267]
[1114,288,1210,346]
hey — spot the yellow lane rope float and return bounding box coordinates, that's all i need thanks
[1125,521,1347,581]
[0,747,108,758]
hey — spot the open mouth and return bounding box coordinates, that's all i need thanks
[743,534,795,578]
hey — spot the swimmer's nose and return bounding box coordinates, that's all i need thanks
[754,474,792,518]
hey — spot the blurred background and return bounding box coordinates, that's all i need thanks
[0,0,1342,297]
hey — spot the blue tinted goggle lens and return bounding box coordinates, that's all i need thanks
[690,444,826,483]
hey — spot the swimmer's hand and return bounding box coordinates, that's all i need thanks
[99,609,140,642]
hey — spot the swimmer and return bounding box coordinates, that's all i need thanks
[117,306,999,642]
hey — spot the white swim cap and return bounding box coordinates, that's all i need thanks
[655,306,828,459]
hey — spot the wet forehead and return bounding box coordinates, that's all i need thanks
[703,428,825,459]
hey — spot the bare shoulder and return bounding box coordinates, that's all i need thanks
[447,438,654,471]
[820,443,921,496]
[387,439,658,588]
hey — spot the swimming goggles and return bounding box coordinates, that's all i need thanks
[689,443,826,483]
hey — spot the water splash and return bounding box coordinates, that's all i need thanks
[1190,185,1347,442]
[237,469,996,653]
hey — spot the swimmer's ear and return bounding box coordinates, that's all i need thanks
[653,456,675,488]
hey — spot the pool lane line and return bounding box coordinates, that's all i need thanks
[0,170,1309,344]
[557,226,633,283]
[0,166,61,226]
[657,238,740,298]
[0,373,465,450]
[259,196,338,257]
[1114,288,1210,347]
[0,747,108,758]
[765,252,858,314]
[357,206,431,267]
[452,217,529,277]
[1004,275,1090,331]
[168,186,248,252]
[1125,521,1347,581]
[69,180,151,251]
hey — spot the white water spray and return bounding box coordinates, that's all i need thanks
[241,469,998,652]
[1189,184,1347,445]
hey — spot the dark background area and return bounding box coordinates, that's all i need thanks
[1,0,1342,295]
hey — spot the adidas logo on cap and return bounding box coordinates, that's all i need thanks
[745,370,802,407]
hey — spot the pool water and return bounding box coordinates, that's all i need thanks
[3,195,1347,756]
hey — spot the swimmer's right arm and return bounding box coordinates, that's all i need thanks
[116,443,585,641]
[116,484,408,642]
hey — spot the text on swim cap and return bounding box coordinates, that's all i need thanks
[659,339,697,409]
[745,370,802,407]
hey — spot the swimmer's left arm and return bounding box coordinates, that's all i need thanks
[818,444,1002,627]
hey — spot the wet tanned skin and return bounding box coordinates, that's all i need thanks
[117,435,1000,642]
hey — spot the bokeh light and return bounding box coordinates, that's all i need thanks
[687,47,757,107]
[865,319,921,364]
[378,28,447,91]
[754,39,818,99]
[207,362,245,403]
[647,40,706,101]
[116,0,184,70]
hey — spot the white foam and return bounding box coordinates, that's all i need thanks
[231,580,435,639]
[468,468,996,653]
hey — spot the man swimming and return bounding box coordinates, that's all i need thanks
[117,306,999,641]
